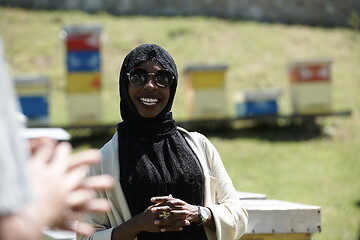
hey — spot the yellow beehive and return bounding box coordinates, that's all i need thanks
[188,70,226,89]
[67,72,101,93]
[184,64,228,119]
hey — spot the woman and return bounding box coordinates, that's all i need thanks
[78,44,248,240]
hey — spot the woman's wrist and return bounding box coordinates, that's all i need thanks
[197,206,212,226]
[186,204,200,224]
[201,207,215,229]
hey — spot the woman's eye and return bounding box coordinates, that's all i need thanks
[140,75,146,82]
[133,75,140,81]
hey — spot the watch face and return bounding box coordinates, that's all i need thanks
[201,207,209,219]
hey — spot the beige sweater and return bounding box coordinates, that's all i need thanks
[78,127,248,240]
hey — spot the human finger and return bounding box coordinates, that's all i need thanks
[80,175,114,191]
[169,210,190,218]
[73,198,111,213]
[62,165,89,191]
[150,194,174,203]
[151,198,187,210]
[155,210,189,221]
[154,219,185,232]
[50,141,73,172]
[165,198,187,206]
[29,137,57,155]
[65,189,96,209]
[30,139,56,164]
[68,149,101,171]
[68,221,95,236]
[153,210,191,232]
[155,217,191,230]
[150,206,172,213]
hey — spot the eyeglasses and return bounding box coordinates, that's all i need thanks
[127,67,174,88]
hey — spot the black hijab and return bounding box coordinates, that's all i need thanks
[117,44,207,239]
[119,43,178,139]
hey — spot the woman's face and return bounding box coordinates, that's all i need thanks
[128,59,171,118]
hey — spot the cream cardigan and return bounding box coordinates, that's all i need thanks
[78,127,248,240]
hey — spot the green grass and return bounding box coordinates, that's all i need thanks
[1,7,359,240]
[213,134,360,239]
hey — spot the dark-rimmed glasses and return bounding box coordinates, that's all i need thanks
[127,67,174,88]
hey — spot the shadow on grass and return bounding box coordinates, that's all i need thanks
[186,123,323,142]
[69,121,324,149]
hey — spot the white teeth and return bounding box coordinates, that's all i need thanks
[140,97,158,106]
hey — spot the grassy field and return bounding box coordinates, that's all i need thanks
[0,7,359,240]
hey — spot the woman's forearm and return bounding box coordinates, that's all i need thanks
[111,214,143,240]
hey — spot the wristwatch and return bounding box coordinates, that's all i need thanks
[198,206,209,226]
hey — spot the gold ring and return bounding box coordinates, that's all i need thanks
[159,211,170,219]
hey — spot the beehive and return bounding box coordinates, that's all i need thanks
[14,75,49,126]
[62,24,103,125]
[184,64,228,119]
[288,60,332,114]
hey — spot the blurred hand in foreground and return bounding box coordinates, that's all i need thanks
[28,139,114,236]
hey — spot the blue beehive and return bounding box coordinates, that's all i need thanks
[243,100,278,116]
[235,88,281,117]
[14,75,49,126]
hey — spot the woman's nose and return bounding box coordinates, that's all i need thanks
[143,75,158,89]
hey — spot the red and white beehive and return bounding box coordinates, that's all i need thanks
[288,59,332,115]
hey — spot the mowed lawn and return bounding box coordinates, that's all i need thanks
[0,7,359,240]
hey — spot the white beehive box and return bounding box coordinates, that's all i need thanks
[240,199,321,235]
[290,82,331,114]
[238,191,267,200]
[68,93,102,125]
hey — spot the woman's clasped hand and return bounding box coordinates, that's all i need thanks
[125,194,202,234]
[149,195,200,233]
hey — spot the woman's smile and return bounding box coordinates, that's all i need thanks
[140,97,159,106]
